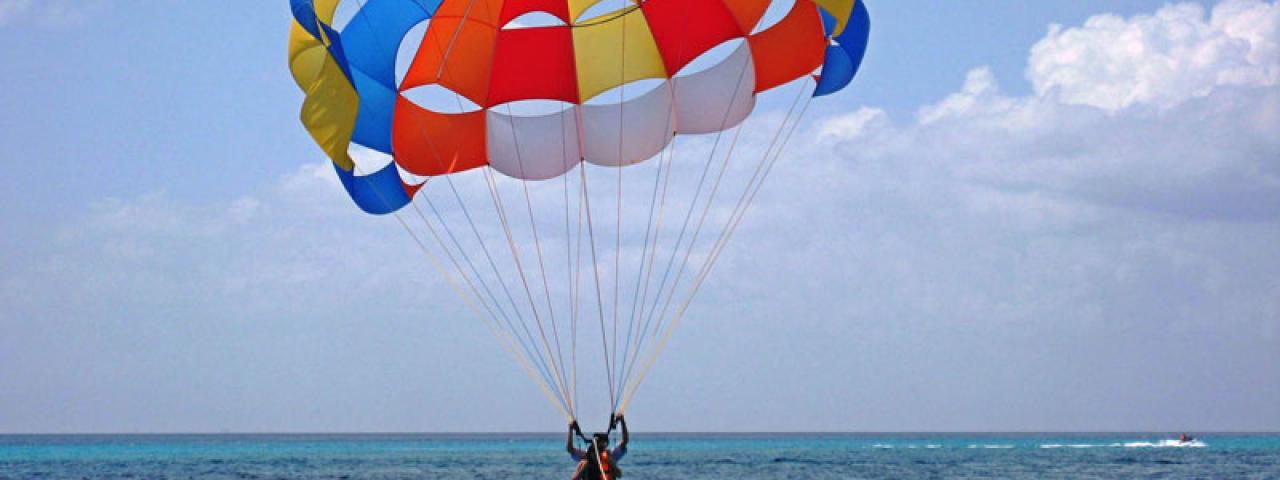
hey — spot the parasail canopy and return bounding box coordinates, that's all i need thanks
[288,0,870,424]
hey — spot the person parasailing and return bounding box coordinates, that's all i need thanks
[568,414,629,480]
[287,0,871,476]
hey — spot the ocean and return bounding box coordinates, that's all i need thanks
[2,433,1277,479]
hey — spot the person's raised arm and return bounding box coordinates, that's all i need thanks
[567,421,585,458]
[566,421,575,455]
[615,414,629,451]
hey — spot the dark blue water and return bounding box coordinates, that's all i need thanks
[2,433,1277,479]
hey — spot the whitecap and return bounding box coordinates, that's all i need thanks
[1040,444,1101,449]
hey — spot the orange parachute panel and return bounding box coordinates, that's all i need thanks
[724,0,773,33]
[434,0,503,25]
[401,16,498,107]
[748,0,827,93]
[392,96,489,176]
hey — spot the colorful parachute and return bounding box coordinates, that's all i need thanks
[288,0,869,423]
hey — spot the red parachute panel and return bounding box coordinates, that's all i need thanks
[487,26,580,106]
[641,0,746,75]
[498,0,572,26]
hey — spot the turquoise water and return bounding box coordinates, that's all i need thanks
[2,433,1278,478]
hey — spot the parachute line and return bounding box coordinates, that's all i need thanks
[615,107,673,410]
[482,167,575,412]
[622,80,817,411]
[578,163,618,412]
[612,0,702,405]
[614,32,757,403]
[342,150,569,417]
[614,101,679,405]
[502,101,575,415]
[559,105,587,418]
[392,207,571,417]
[413,197,571,412]
[347,0,578,417]
[571,172,588,419]
[609,6,630,414]
[410,196,558,397]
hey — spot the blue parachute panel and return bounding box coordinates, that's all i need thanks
[349,67,398,154]
[291,0,322,40]
[836,0,870,74]
[321,22,355,82]
[334,161,411,215]
[340,0,436,90]
[814,0,870,97]
[814,45,854,97]
[818,7,838,37]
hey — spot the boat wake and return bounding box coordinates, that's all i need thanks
[866,439,1208,450]
[1040,439,1206,449]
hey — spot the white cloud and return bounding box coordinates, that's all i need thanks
[817,107,889,141]
[1028,0,1280,111]
[861,1,1280,224]
[919,68,1018,125]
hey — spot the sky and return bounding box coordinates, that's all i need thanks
[0,0,1277,433]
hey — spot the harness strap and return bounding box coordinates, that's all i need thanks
[592,439,610,480]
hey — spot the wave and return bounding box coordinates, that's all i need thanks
[870,444,943,449]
